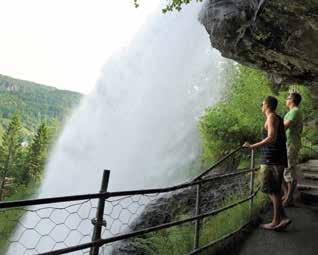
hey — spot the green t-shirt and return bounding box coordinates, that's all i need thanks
[284,107,303,149]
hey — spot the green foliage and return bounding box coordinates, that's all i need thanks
[0,116,60,251]
[200,190,267,250]
[198,64,316,166]
[133,0,203,13]
[0,184,38,254]
[299,125,318,162]
[199,65,269,165]
[134,190,268,255]
[135,220,194,255]
[0,75,80,250]
[0,114,56,199]
[22,123,49,184]
[0,115,23,199]
[0,74,82,136]
[0,74,78,199]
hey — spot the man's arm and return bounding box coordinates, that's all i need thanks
[244,114,278,149]
[284,109,298,129]
[284,119,293,129]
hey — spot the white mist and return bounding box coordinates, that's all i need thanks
[40,2,223,196]
[6,2,228,254]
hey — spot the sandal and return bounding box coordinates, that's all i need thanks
[274,218,292,231]
[260,223,279,230]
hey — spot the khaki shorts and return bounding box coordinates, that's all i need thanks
[259,164,284,194]
[284,144,299,182]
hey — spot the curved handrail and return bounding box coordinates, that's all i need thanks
[192,146,245,182]
[0,146,248,208]
[37,188,261,255]
[0,145,258,255]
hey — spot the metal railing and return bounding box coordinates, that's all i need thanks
[0,147,259,255]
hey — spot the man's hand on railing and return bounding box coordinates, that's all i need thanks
[242,142,252,149]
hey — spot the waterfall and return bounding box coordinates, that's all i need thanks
[5,1,228,254]
[40,2,224,195]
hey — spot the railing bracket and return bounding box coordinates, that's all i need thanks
[91,218,107,227]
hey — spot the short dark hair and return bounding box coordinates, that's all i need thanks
[289,92,302,106]
[264,96,278,111]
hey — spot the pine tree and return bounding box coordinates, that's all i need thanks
[47,118,60,149]
[0,115,23,199]
[23,123,49,183]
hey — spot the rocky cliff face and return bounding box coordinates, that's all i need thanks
[0,81,18,92]
[200,0,318,87]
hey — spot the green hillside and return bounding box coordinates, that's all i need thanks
[0,74,82,137]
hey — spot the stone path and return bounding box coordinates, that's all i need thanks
[238,204,318,255]
[298,160,318,202]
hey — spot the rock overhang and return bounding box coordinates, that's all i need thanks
[199,0,318,87]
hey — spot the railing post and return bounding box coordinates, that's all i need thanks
[193,183,201,252]
[249,149,255,219]
[90,170,110,255]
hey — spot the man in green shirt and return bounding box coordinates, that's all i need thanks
[282,92,303,206]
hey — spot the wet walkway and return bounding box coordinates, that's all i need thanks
[239,203,318,255]
[239,160,318,255]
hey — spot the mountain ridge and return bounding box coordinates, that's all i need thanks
[0,73,83,137]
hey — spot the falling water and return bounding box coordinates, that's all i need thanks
[6,1,228,254]
[40,2,224,195]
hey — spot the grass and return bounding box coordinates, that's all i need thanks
[0,184,38,254]
[0,168,269,255]
[133,178,268,255]
[134,220,194,255]
[299,144,318,162]
[199,190,267,254]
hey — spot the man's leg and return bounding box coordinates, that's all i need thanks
[261,165,291,230]
[284,181,297,204]
[283,145,298,206]
[282,180,288,201]
[260,165,281,229]
[261,193,282,229]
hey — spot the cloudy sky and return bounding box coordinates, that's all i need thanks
[0,0,158,94]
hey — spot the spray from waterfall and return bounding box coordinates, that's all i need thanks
[6,1,228,254]
[39,2,224,196]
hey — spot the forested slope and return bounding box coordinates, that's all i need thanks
[0,74,82,136]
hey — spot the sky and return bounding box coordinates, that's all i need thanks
[0,0,158,94]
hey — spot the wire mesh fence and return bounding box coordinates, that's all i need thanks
[0,200,98,255]
[109,169,252,255]
[0,147,259,255]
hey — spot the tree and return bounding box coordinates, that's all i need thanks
[22,123,49,184]
[0,115,23,200]
[47,118,61,150]
[198,64,316,166]
[134,0,203,13]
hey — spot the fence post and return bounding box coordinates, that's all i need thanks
[249,149,255,219]
[193,183,201,252]
[90,170,110,255]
